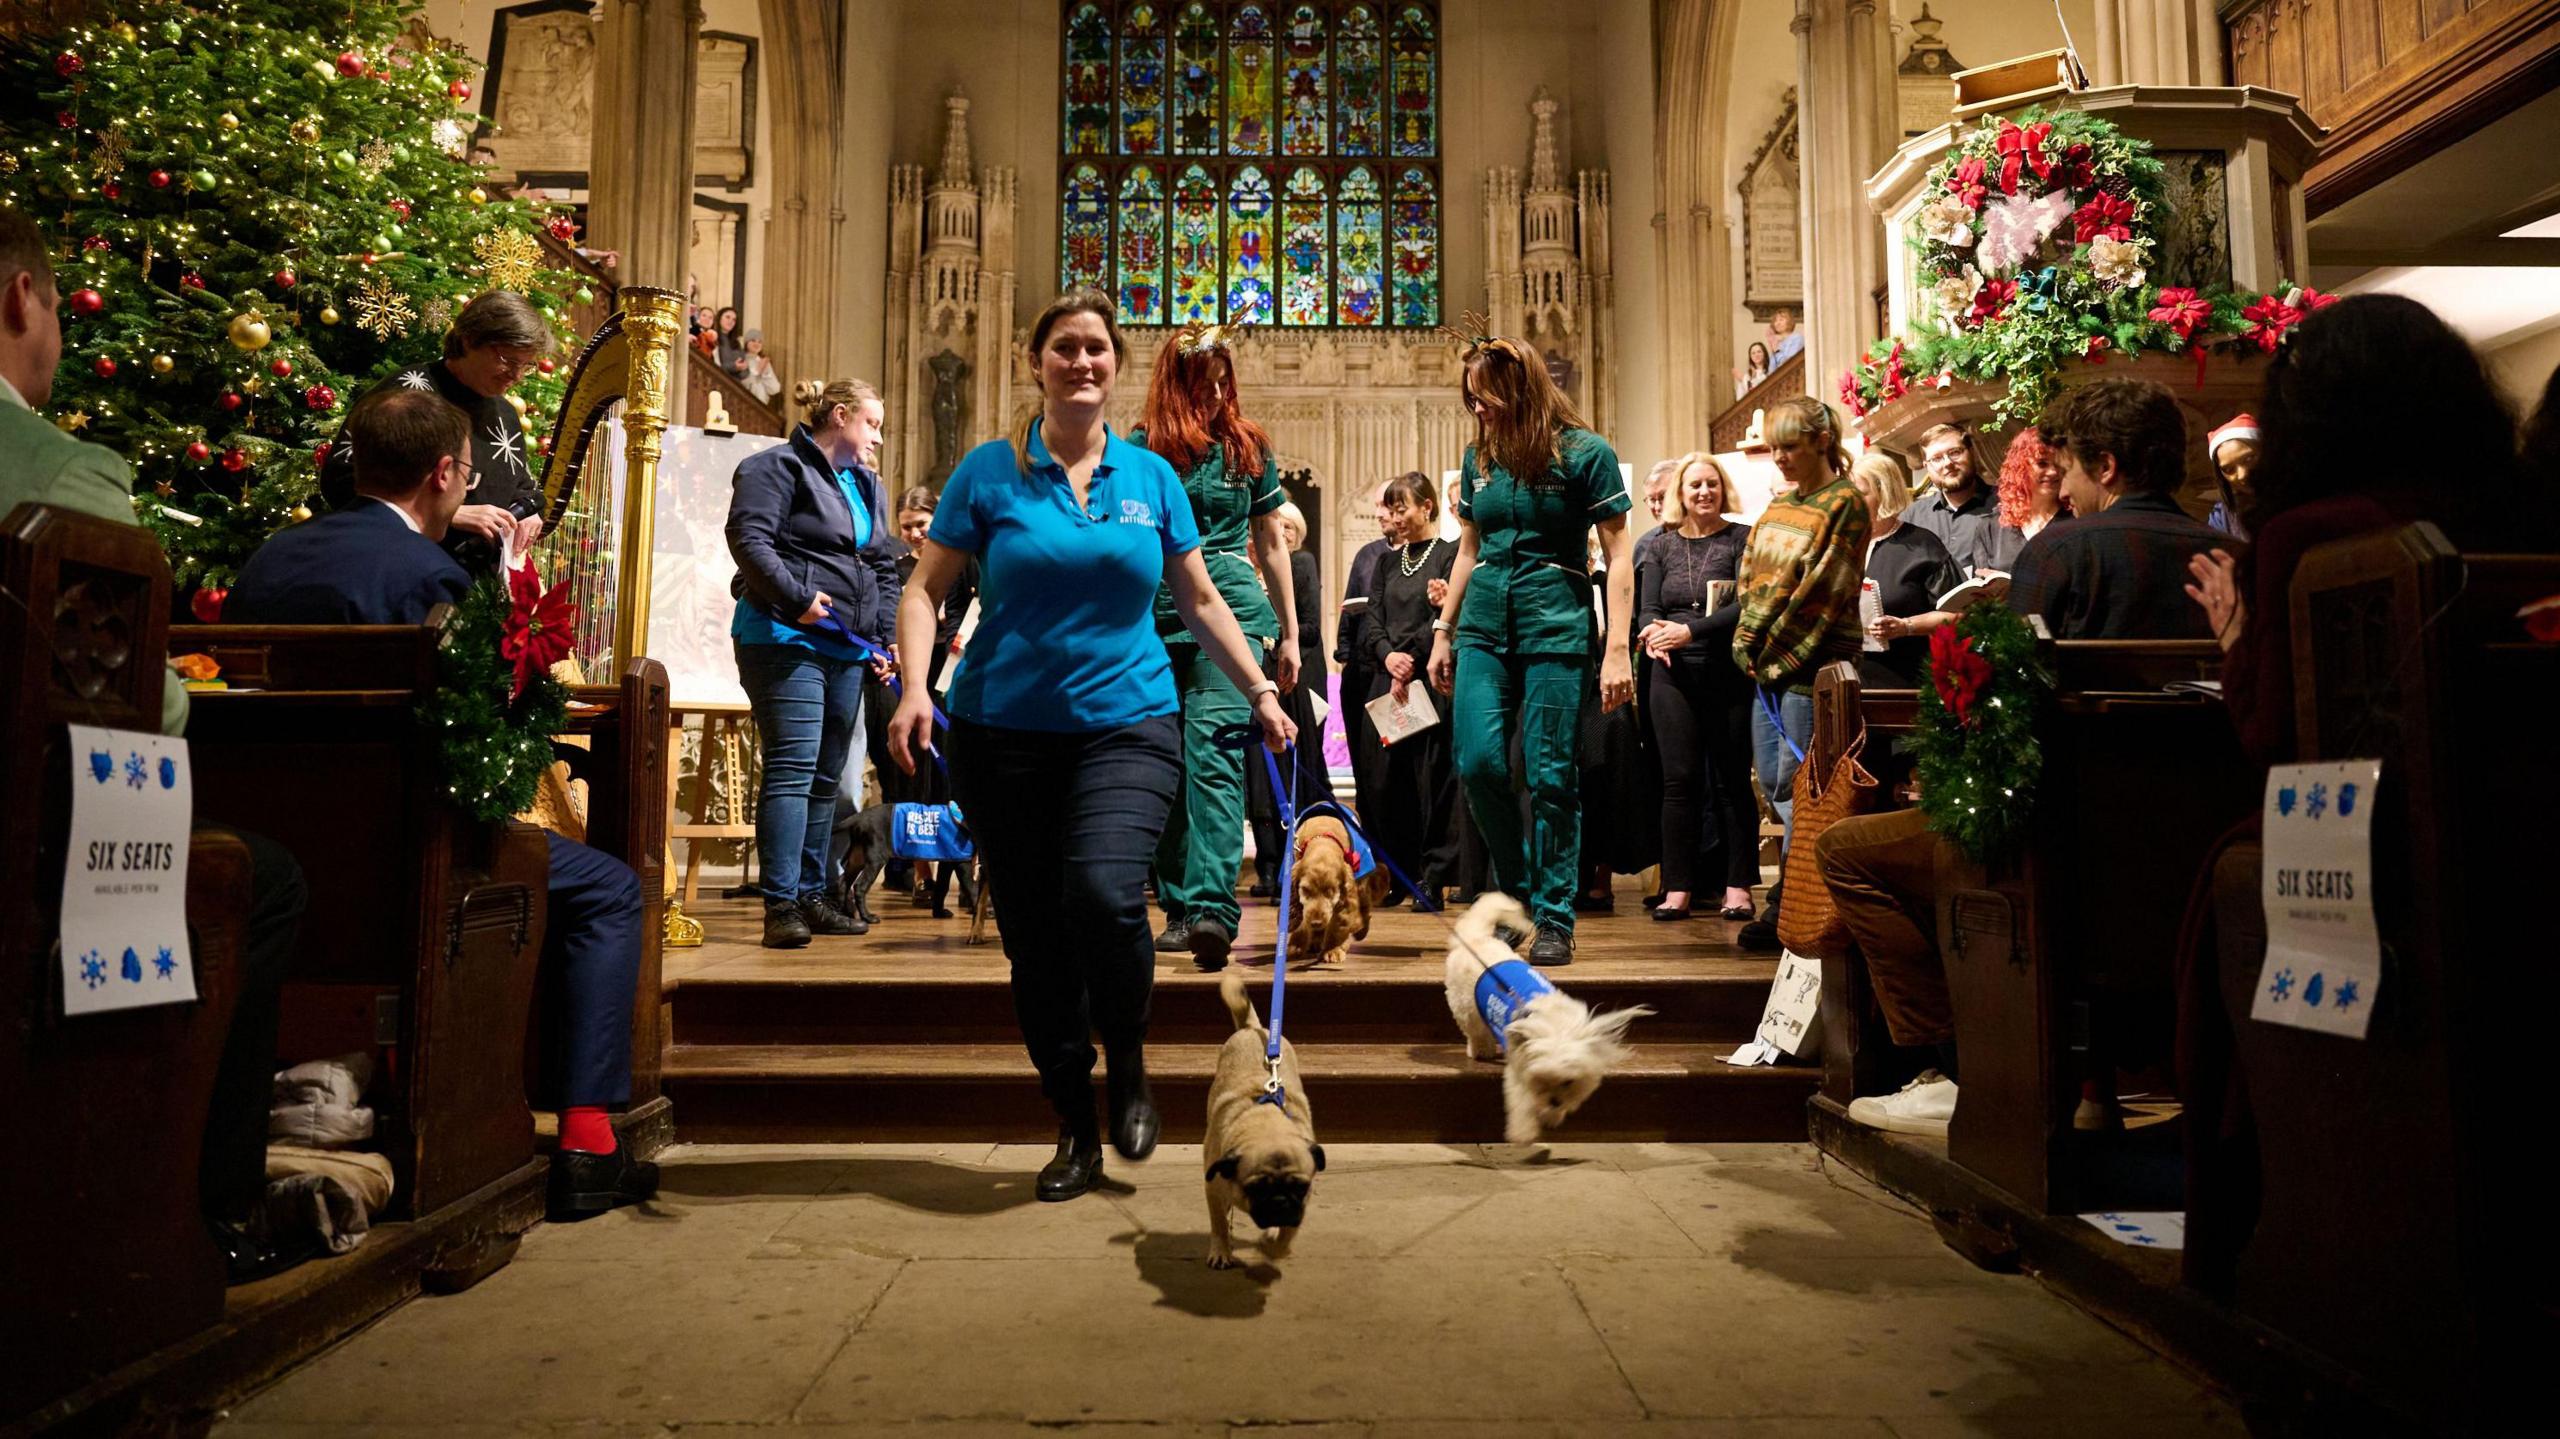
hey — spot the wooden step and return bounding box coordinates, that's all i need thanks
[660,1040,1819,1143]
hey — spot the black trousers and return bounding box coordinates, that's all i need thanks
[1247,678,1337,884]
[949,714,1179,1124]
[1647,658,1761,894]
[196,824,307,1224]
[1366,674,1462,897]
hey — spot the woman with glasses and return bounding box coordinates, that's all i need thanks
[314,290,554,574]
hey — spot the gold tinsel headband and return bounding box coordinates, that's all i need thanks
[1175,320,1249,355]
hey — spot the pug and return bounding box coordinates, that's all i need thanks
[1203,971,1325,1269]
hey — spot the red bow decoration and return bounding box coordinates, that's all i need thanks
[2072,192,2136,244]
[2295,285,2340,312]
[1946,156,1989,211]
[1970,279,2018,326]
[2522,595,2560,643]
[2083,334,2111,363]
[1994,121,2055,195]
[501,564,579,700]
[2147,286,2211,341]
[1929,627,1995,726]
[2243,293,2303,353]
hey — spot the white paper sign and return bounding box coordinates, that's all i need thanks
[1858,578,1886,652]
[1365,684,1441,746]
[61,724,196,1016]
[2251,759,2384,1040]
[1754,949,1825,1056]
[2080,1211,2185,1250]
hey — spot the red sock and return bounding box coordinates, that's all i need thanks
[559,1105,617,1155]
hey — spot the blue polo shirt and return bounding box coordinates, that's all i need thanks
[930,422,1201,732]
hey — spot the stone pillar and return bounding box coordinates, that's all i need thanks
[1653,0,1735,454]
[588,0,700,293]
[1794,0,1893,399]
[2096,0,2227,85]
[757,0,847,393]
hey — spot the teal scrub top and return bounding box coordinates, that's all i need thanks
[930,422,1202,733]
[1133,429,1285,646]
[1452,427,1631,655]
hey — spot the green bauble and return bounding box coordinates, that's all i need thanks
[332,149,358,173]
[574,286,594,304]
[190,168,216,191]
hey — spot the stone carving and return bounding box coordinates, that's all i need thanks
[1896,3,1963,138]
[1738,91,1803,323]
[2150,151,2234,293]
[481,9,751,186]
[929,350,971,485]
[1484,86,1615,431]
[886,92,1018,493]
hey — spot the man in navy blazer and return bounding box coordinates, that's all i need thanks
[227,388,658,1222]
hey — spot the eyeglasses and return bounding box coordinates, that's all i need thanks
[1925,449,1968,469]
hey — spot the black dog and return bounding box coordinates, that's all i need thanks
[834,802,979,923]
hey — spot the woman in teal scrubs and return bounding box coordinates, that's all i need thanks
[886,292,1292,1203]
[1425,334,1635,967]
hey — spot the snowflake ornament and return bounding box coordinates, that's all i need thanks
[433,117,470,159]
[358,138,394,178]
[88,121,131,181]
[473,229,544,293]
[421,296,455,332]
[351,276,417,339]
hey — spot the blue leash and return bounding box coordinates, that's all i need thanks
[814,612,953,778]
[1211,722,1304,1110]
[1757,686,1807,765]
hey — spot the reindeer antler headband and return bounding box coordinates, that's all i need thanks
[1436,309,1498,359]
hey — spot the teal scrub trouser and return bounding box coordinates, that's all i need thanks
[1450,647,1589,934]
[1155,647,1253,932]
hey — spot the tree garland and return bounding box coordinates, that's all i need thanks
[1911,604,2052,865]
[421,574,569,823]
[1838,106,2338,427]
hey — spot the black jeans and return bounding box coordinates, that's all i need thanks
[1366,673,1462,897]
[1647,659,1761,894]
[196,824,307,1224]
[949,714,1180,1125]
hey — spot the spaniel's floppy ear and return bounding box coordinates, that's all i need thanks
[1207,1153,1242,1182]
[1310,1144,1326,1173]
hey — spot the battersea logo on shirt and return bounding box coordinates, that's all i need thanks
[1118,499,1158,529]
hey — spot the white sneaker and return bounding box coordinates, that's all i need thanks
[1845,1070,1958,1137]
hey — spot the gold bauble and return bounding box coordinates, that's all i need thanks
[218,112,240,131]
[291,504,313,522]
[150,353,174,375]
[289,118,321,145]
[112,21,138,43]
[318,305,341,326]
[504,391,528,417]
[226,312,272,351]
[467,186,488,205]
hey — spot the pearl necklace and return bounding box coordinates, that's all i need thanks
[1397,537,1438,576]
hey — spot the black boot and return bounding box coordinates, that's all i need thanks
[800,893,868,936]
[1105,1045,1159,1161]
[1036,1122,1104,1202]
[762,900,812,949]
[1529,921,1575,968]
[1186,915,1233,972]
[1153,918,1192,954]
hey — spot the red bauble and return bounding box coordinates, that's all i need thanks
[219,448,249,473]
[179,272,204,289]
[91,355,115,377]
[388,199,411,218]
[449,79,471,101]
[335,50,367,77]
[189,587,227,624]
[216,391,243,412]
[269,357,293,378]
[100,181,119,200]
[81,235,108,251]
[272,268,297,289]
[538,356,557,374]
[147,168,171,189]
[360,252,377,266]
[54,51,82,78]
[56,109,77,129]
[302,384,337,410]
[546,214,578,242]
[184,441,211,463]
[313,442,333,471]
[67,288,104,315]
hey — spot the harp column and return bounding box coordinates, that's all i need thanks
[611,287,689,669]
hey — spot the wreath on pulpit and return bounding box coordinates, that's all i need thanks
[421,568,576,823]
[1911,603,2051,864]
[1839,106,2338,427]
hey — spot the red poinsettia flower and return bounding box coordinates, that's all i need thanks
[1929,627,1995,726]
[1970,278,2018,325]
[2072,192,2136,244]
[1994,120,2055,195]
[2292,285,2340,312]
[1838,369,1869,418]
[2243,293,2304,352]
[501,563,579,700]
[2522,595,2560,643]
[1881,340,1910,400]
[2083,334,2110,363]
[1946,156,1989,210]
[2147,286,2212,341]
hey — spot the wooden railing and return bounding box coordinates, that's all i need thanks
[2223,0,2560,208]
[1709,350,1805,453]
[532,232,785,437]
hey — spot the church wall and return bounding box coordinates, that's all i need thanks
[1599,0,1666,474]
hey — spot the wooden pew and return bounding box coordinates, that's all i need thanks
[178,623,552,1220]
[0,504,255,1423]
[2201,523,2560,1427]
[557,658,672,1127]
[1814,639,2248,1214]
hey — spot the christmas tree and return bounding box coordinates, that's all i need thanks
[0,0,589,598]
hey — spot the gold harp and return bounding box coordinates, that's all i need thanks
[534,285,685,665]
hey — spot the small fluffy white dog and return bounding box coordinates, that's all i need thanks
[1442,895,1651,1145]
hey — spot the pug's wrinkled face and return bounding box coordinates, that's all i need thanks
[1211,1144,1326,1230]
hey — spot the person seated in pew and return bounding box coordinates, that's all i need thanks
[2008,378,2228,641]
[1,205,314,1280]
[226,387,658,1222]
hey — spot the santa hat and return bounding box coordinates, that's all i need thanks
[2208,414,2260,457]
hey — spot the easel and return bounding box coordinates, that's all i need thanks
[670,700,759,908]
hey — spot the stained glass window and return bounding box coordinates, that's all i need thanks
[1060,2,1438,327]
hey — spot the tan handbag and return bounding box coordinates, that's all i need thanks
[1776,724,1880,956]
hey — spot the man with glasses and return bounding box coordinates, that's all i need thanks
[318,291,554,572]
[1903,422,2022,578]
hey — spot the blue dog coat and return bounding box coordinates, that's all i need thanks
[1473,959,1556,1052]
[1291,800,1377,879]
[891,802,973,862]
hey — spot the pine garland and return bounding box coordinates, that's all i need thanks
[1911,604,2053,864]
[422,575,567,823]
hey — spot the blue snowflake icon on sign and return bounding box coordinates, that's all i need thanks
[119,947,141,982]
[2336,781,2358,817]
[2305,782,2328,820]
[2276,785,2298,817]
[124,752,148,789]
[2335,979,2360,1011]
[78,951,105,988]
[2303,972,2326,1007]
[89,750,113,783]
[2269,968,2295,1002]
[158,757,178,790]
[154,946,176,979]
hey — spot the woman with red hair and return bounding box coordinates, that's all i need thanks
[1994,425,2071,544]
[1136,325,1300,971]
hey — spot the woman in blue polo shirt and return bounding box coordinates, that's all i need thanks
[727,378,904,951]
[886,292,1293,1203]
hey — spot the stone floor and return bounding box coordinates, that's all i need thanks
[218,1142,2238,1437]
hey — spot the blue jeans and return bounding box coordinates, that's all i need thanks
[1751,686,1815,856]
[736,641,865,903]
